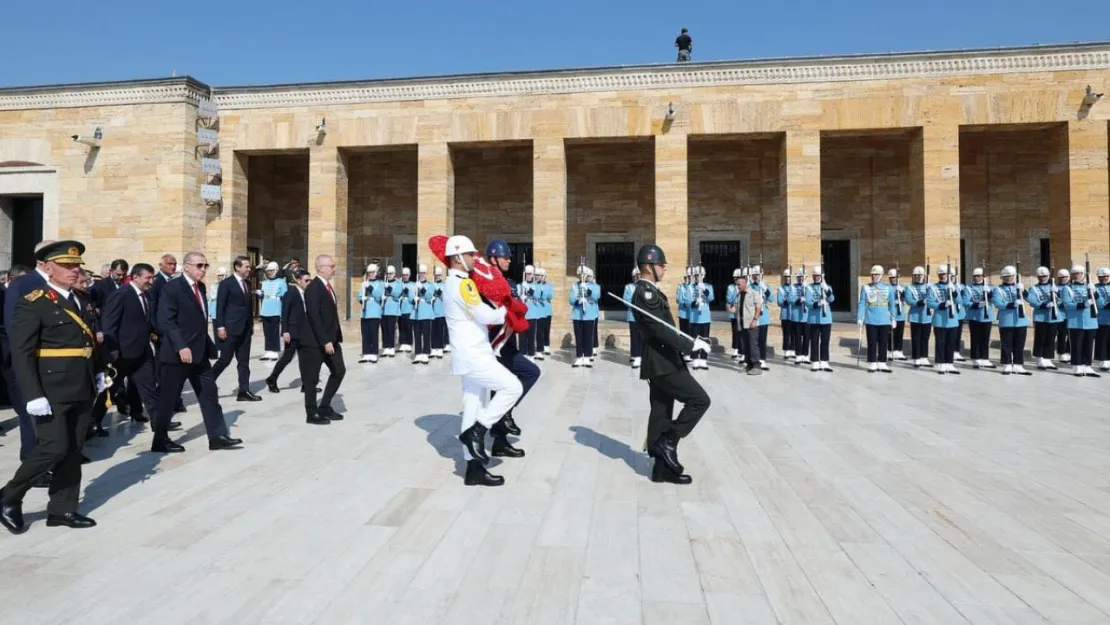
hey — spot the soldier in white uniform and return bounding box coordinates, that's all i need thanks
[442,235,523,487]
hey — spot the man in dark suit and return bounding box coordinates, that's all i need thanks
[153,251,242,453]
[266,270,329,422]
[298,254,346,423]
[0,265,30,416]
[0,241,98,533]
[149,253,187,415]
[100,263,174,435]
[88,259,127,313]
[213,255,261,402]
[88,258,135,417]
[3,245,51,466]
[630,244,711,485]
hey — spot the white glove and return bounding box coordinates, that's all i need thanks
[578,298,588,307]
[691,338,711,354]
[95,372,112,393]
[27,397,51,416]
[857,319,863,326]
[254,289,264,297]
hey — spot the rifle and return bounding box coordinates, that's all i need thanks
[1015,258,1026,319]
[575,256,586,306]
[799,257,808,316]
[1086,253,1098,318]
[893,261,904,317]
[980,258,990,321]
[945,255,956,315]
[1049,258,1060,321]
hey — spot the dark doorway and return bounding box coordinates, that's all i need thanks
[402,243,417,277]
[247,246,261,317]
[820,239,851,312]
[698,240,742,311]
[506,242,534,284]
[960,238,967,283]
[595,241,635,311]
[1040,238,1050,269]
[9,196,43,268]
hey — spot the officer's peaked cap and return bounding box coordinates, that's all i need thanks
[37,240,85,265]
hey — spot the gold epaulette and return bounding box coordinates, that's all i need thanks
[24,289,44,302]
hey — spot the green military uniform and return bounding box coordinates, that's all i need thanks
[0,240,98,534]
[631,244,711,485]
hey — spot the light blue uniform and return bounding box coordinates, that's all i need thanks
[383,278,405,316]
[805,282,835,325]
[358,279,385,319]
[1061,282,1099,331]
[622,283,638,322]
[1096,282,1110,326]
[890,282,907,323]
[412,280,437,321]
[775,284,793,322]
[727,283,741,321]
[685,282,714,325]
[676,282,690,321]
[956,283,969,322]
[400,280,416,317]
[1025,281,1063,324]
[964,282,996,323]
[569,281,600,321]
[540,280,554,319]
[751,280,772,326]
[857,282,896,325]
[992,283,1029,328]
[432,280,446,318]
[904,281,933,324]
[926,281,962,329]
[260,278,287,318]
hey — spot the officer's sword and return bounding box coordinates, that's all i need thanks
[606,292,697,342]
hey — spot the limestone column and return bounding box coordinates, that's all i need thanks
[655,134,688,314]
[1049,121,1110,268]
[206,151,249,272]
[780,131,822,268]
[308,146,349,314]
[532,138,568,332]
[909,125,960,266]
[417,142,454,273]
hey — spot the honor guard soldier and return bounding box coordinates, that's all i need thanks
[749,266,772,369]
[259,262,287,361]
[965,268,996,369]
[1095,267,1110,370]
[1025,266,1061,369]
[1061,265,1100,377]
[888,268,908,360]
[777,269,794,361]
[683,266,713,369]
[522,265,542,360]
[993,265,1031,375]
[904,266,933,367]
[569,264,600,367]
[624,268,642,368]
[381,265,402,357]
[727,269,744,360]
[804,266,835,371]
[676,269,691,359]
[207,267,226,337]
[791,267,810,364]
[357,263,384,363]
[431,266,447,358]
[398,267,415,353]
[1,241,98,534]
[535,268,553,356]
[411,264,436,364]
[953,273,969,363]
[1055,269,1072,362]
[926,265,962,374]
[858,265,897,372]
[630,244,711,485]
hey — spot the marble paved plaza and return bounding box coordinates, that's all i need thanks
[0,344,1109,625]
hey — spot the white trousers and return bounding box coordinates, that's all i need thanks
[460,358,523,460]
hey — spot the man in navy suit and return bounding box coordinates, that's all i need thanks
[88,258,136,418]
[149,253,187,415]
[2,242,51,465]
[298,255,346,423]
[213,256,261,402]
[100,263,175,435]
[153,252,241,453]
[88,259,127,313]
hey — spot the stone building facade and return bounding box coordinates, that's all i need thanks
[1,42,1109,328]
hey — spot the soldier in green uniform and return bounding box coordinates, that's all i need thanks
[0,240,98,534]
[631,244,712,485]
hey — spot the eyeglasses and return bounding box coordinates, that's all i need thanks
[189,263,209,269]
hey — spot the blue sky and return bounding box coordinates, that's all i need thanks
[1,0,1106,88]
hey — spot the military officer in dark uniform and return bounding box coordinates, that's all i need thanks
[0,241,98,534]
[631,244,711,485]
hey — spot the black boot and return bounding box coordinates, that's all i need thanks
[650,458,692,485]
[458,423,490,463]
[491,435,525,458]
[463,459,504,487]
[647,431,683,475]
[500,413,521,436]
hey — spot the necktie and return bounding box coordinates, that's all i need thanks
[241,278,248,297]
[67,293,81,315]
[326,281,335,301]
[192,282,204,311]
[140,292,149,317]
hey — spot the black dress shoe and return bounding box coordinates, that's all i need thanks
[116,403,130,416]
[237,390,262,402]
[306,413,331,425]
[32,472,52,488]
[464,459,504,487]
[0,493,26,535]
[81,455,91,465]
[650,459,693,485]
[130,414,150,423]
[300,386,322,393]
[46,512,96,529]
[174,402,187,413]
[168,421,183,431]
[208,435,243,450]
[491,436,525,458]
[458,423,490,464]
[317,406,343,420]
[266,379,280,393]
[151,437,185,453]
[647,432,684,475]
[492,414,521,437]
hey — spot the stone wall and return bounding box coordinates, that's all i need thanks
[960,126,1055,272]
[565,139,655,274]
[347,147,418,270]
[452,143,533,249]
[246,153,309,266]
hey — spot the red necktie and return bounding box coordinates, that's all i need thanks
[327,282,335,301]
[192,282,204,310]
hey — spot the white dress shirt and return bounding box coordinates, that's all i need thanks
[444,268,506,376]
